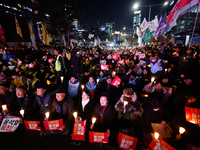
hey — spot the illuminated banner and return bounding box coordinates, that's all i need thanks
[101,64,109,71]
[0,116,20,132]
[118,60,124,64]
[149,137,176,150]
[43,119,63,131]
[185,106,200,126]
[24,120,41,131]
[89,131,109,143]
[117,132,138,150]
[111,76,121,88]
[71,120,87,141]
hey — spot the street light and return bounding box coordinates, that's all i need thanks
[123,27,126,30]
[133,1,168,22]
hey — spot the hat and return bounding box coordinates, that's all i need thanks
[56,88,66,94]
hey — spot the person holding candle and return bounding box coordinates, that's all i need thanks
[86,76,97,100]
[91,92,118,147]
[97,70,107,84]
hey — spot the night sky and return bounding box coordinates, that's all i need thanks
[76,0,170,30]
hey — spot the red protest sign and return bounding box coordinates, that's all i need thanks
[24,120,41,131]
[117,132,138,150]
[89,131,109,143]
[149,137,176,150]
[17,60,22,66]
[28,63,35,68]
[71,120,87,141]
[118,60,124,64]
[185,106,200,126]
[43,119,63,131]
[42,55,47,59]
[0,116,20,133]
[112,55,118,59]
[48,58,54,63]
[111,76,121,88]
[89,57,93,60]
[101,64,109,71]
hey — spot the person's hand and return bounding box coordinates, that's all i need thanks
[168,89,172,95]
[147,82,153,87]
[90,124,94,130]
[4,108,9,113]
[107,129,110,137]
[176,134,181,140]
[75,117,81,124]
[60,124,66,130]
[151,133,159,143]
[19,118,23,124]
[161,120,166,124]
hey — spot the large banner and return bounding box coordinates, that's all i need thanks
[0,116,20,132]
[117,132,138,150]
[89,131,109,143]
[149,137,176,150]
[43,119,63,131]
[185,106,200,126]
[71,120,87,141]
[24,121,41,131]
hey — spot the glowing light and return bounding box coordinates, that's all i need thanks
[154,132,159,140]
[73,112,77,118]
[92,117,96,124]
[179,127,185,134]
[45,112,50,119]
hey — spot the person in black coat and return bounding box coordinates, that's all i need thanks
[90,92,118,147]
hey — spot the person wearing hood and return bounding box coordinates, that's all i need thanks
[86,76,97,99]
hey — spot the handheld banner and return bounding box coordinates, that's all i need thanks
[48,58,54,63]
[0,116,20,132]
[100,60,106,65]
[139,54,146,59]
[89,131,109,143]
[117,132,138,150]
[112,55,118,59]
[185,106,200,126]
[71,120,87,141]
[101,64,109,71]
[28,63,35,68]
[42,56,47,59]
[111,76,121,88]
[24,120,41,131]
[118,60,124,64]
[43,119,63,131]
[89,57,93,60]
[149,137,176,150]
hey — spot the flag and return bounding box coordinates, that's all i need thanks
[37,24,42,40]
[124,38,128,43]
[169,37,174,43]
[31,20,38,39]
[156,12,167,37]
[166,0,191,24]
[136,27,142,37]
[140,18,149,32]
[0,24,4,36]
[0,35,6,44]
[149,16,159,32]
[28,22,37,49]
[63,34,66,46]
[41,22,51,45]
[142,28,152,44]
[15,17,23,38]
[88,34,94,39]
[105,38,109,43]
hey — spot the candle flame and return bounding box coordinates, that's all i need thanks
[20,109,24,116]
[92,117,96,124]
[124,101,128,105]
[81,85,84,89]
[154,132,159,140]
[45,112,50,119]
[151,77,155,82]
[2,105,7,110]
[73,112,77,118]
[179,127,185,134]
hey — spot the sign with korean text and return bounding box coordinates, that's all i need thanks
[24,120,41,131]
[149,137,176,150]
[100,60,106,65]
[17,60,22,66]
[28,63,35,68]
[89,57,93,60]
[101,64,109,71]
[0,116,20,132]
[117,132,138,150]
[42,56,47,59]
[185,106,200,126]
[111,76,121,88]
[107,54,112,59]
[43,119,63,131]
[48,58,54,63]
[71,120,87,141]
[118,60,124,64]
[139,54,146,59]
[112,55,118,59]
[135,51,141,56]
[89,131,109,143]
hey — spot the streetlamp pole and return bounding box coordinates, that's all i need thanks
[148,3,151,22]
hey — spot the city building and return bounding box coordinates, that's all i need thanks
[106,22,115,35]
[133,10,141,35]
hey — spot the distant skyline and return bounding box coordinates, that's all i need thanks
[76,0,171,31]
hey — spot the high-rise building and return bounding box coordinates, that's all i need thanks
[72,19,78,30]
[133,10,141,35]
[106,22,115,35]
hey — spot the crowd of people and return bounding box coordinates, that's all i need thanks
[0,42,200,149]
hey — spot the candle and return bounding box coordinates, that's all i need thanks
[151,77,155,83]
[60,76,64,83]
[97,79,99,84]
[147,64,151,68]
[73,112,77,118]
[113,71,116,76]
[45,112,50,120]
[2,105,7,111]
[165,69,167,72]
[179,127,185,134]
[92,117,96,124]
[81,85,84,90]
[124,101,128,113]
[154,132,159,140]
[20,109,25,118]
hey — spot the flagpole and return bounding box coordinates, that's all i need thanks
[189,0,200,47]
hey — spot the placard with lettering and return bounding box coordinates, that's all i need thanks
[89,131,109,143]
[100,60,107,65]
[48,58,54,63]
[149,137,176,150]
[111,76,121,88]
[112,55,118,59]
[89,57,93,60]
[71,120,87,141]
[0,116,20,132]
[117,132,138,150]
[118,60,124,64]
[139,54,146,59]
[185,106,200,126]
[24,120,41,131]
[43,119,63,131]
[101,64,109,71]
